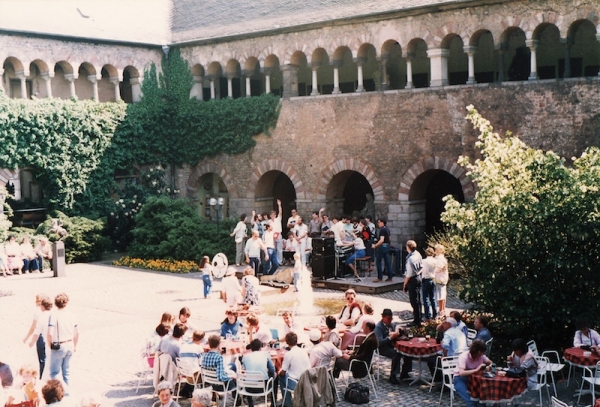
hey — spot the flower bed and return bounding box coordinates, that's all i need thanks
[113,256,199,273]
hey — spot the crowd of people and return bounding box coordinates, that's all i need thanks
[0,235,53,276]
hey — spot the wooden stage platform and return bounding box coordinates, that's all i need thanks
[311,275,405,294]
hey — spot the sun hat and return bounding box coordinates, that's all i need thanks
[309,329,322,342]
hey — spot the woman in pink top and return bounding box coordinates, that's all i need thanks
[454,340,491,407]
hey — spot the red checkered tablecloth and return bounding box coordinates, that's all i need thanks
[468,372,527,402]
[564,347,600,367]
[395,338,441,357]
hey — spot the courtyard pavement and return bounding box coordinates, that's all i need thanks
[0,262,587,407]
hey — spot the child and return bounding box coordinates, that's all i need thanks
[16,364,40,404]
[293,252,303,292]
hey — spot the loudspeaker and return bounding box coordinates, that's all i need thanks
[311,254,335,280]
[312,237,334,256]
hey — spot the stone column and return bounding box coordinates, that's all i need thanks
[109,77,121,101]
[378,54,389,90]
[209,76,216,100]
[464,46,477,85]
[427,48,450,87]
[15,71,27,98]
[331,60,342,94]
[354,57,366,93]
[87,75,99,101]
[526,39,539,81]
[64,74,77,98]
[496,45,506,83]
[597,34,600,76]
[130,77,142,102]
[281,64,299,98]
[242,70,252,98]
[226,74,234,99]
[310,62,320,96]
[560,38,572,78]
[405,53,414,89]
[41,72,53,98]
[190,75,204,100]
[263,68,272,94]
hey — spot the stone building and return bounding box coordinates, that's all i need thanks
[1,0,599,245]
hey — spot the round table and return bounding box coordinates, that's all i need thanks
[468,371,528,403]
[395,338,441,385]
[203,339,246,355]
[564,347,600,367]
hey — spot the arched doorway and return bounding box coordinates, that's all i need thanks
[326,170,375,218]
[255,170,296,233]
[410,169,465,237]
[196,173,229,220]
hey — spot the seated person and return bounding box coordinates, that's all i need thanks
[247,313,273,345]
[9,364,40,405]
[281,311,299,337]
[340,302,375,350]
[574,318,600,351]
[147,323,170,355]
[35,237,52,273]
[278,332,310,407]
[454,340,492,407]
[242,339,275,407]
[191,388,213,407]
[0,245,10,276]
[178,330,205,379]
[221,310,243,338]
[322,315,342,348]
[159,323,187,362]
[222,267,243,306]
[177,307,197,332]
[334,320,379,379]
[201,335,236,388]
[5,235,23,274]
[375,308,413,383]
[0,361,13,388]
[474,315,492,343]
[156,380,181,407]
[41,379,65,406]
[283,232,296,265]
[451,311,468,340]
[507,338,538,389]
[20,237,40,274]
[308,328,342,368]
[338,288,363,328]
[338,233,366,281]
[427,317,468,379]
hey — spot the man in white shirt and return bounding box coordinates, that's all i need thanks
[278,332,310,407]
[292,217,309,266]
[35,237,52,273]
[47,293,79,386]
[286,208,300,230]
[245,230,269,275]
[230,214,248,266]
[262,223,279,275]
[307,329,342,368]
[269,199,283,264]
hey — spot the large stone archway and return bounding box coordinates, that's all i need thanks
[316,158,385,202]
[247,159,305,200]
[187,161,237,198]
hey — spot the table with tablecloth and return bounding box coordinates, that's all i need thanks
[203,339,246,356]
[468,371,527,403]
[564,347,600,368]
[395,338,441,385]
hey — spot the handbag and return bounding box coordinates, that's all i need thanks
[51,320,61,350]
[343,382,369,404]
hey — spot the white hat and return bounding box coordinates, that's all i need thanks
[225,266,237,276]
[309,328,322,342]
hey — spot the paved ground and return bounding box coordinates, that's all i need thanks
[0,263,588,407]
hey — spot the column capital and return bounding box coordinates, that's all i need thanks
[109,76,120,86]
[426,48,451,58]
[64,73,77,82]
[281,64,298,72]
[192,75,203,83]
[463,46,477,55]
[225,72,237,80]
[206,74,219,81]
[14,70,26,80]
[310,62,321,70]
[330,60,343,68]
[40,72,53,81]
[402,51,417,60]
[377,53,390,63]
[87,75,98,84]
[525,39,539,50]
[353,57,366,66]
[261,67,273,76]
[560,37,573,46]
[129,77,141,85]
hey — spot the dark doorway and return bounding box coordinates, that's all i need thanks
[425,171,464,235]
[327,170,374,218]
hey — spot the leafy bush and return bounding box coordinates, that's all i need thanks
[128,196,236,262]
[36,211,107,263]
[442,106,600,349]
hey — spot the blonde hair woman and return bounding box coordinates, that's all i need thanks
[241,266,260,306]
[434,244,449,316]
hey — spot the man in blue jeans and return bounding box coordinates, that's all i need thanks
[372,218,393,282]
[262,223,279,275]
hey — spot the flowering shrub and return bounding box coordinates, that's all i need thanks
[114,256,199,273]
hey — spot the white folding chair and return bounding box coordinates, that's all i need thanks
[176,357,201,389]
[534,356,552,407]
[341,357,378,399]
[437,356,459,406]
[467,329,477,345]
[542,350,565,396]
[577,361,600,406]
[528,340,539,356]
[327,357,341,401]
[347,333,366,352]
[136,350,154,393]
[551,395,570,407]
[201,367,236,407]
[282,376,298,406]
[485,338,493,357]
[429,356,442,393]
[234,370,274,407]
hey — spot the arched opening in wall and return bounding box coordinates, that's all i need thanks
[255,170,296,234]
[535,23,561,79]
[99,66,116,102]
[52,61,73,100]
[190,64,205,101]
[407,38,430,88]
[195,173,229,220]
[326,171,374,218]
[501,27,528,81]
[264,54,282,97]
[244,57,261,97]
[29,60,49,98]
[471,30,496,83]
[410,170,464,237]
[443,35,468,85]
[357,43,378,92]
[332,46,356,93]
[313,48,332,95]
[290,51,310,96]
[568,20,600,77]
[76,63,96,100]
[3,57,30,99]
[121,68,133,103]
[224,59,242,99]
[382,40,405,90]
[206,61,223,100]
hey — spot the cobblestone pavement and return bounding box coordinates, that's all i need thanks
[0,263,585,407]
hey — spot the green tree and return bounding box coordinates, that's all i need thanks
[442,105,600,348]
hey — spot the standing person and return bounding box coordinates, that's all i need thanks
[372,218,393,282]
[251,211,264,238]
[421,247,437,321]
[262,223,279,275]
[48,293,79,387]
[286,208,300,230]
[269,199,284,265]
[222,267,243,306]
[199,256,213,299]
[241,267,261,306]
[434,244,449,317]
[292,252,303,292]
[320,214,333,237]
[23,294,53,378]
[35,237,52,273]
[293,217,309,266]
[230,214,248,266]
[404,240,423,327]
[245,230,269,275]
[309,209,324,238]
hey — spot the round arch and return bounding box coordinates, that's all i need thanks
[316,158,384,202]
[248,159,304,200]
[187,161,237,199]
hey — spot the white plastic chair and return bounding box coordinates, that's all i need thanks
[578,361,600,406]
[136,350,154,393]
[234,370,274,407]
[485,337,493,357]
[327,357,341,401]
[551,395,570,406]
[467,329,477,345]
[282,376,298,406]
[176,357,201,389]
[201,367,236,407]
[534,356,552,407]
[347,333,366,352]
[527,340,565,395]
[437,356,459,406]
